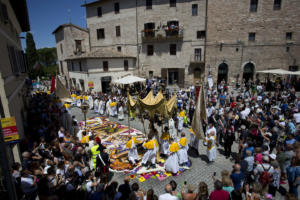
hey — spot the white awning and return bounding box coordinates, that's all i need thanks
[112,75,146,85]
[256,69,298,75]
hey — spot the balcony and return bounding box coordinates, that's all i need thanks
[141,26,183,42]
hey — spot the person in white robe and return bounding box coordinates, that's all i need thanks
[76,96,82,107]
[93,98,99,113]
[141,135,158,168]
[206,132,217,163]
[177,110,184,133]
[106,99,111,116]
[168,118,177,139]
[160,127,170,156]
[164,139,180,174]
[177,133,188,166]
[98,99,105,115]
[204,123,216,145]
[88,95,94,110]
[126,137,139,165]
[118,104,124,121]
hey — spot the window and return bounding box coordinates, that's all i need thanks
[170,44,176,55]
[144,23,155,37]
[170,0,176,7]
[117,46,122,52]
[79,61,82,71]
[250,0,258,12]
[97,7,102,17]
[124,60,129,71]
[103,61,108,71]
[147,45,154,56]
[197,31,206,39]
[248,32,256,41]
[60,43,63,54]
[71,61,74,71]
[286,46,290,52]
[116,26,121,37]
[75,40,82,52]
[149,71,153,78]
[286,32,292,40]
[97,28,105,39]
[192,4,198,16]
[114,3,120,14]
[1,3,9,23]
[194,48,201,61]
[146,0,152,9]
[273,0,281,10]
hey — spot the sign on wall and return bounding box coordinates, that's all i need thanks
[88,81,94,89]
[0,117,19,143]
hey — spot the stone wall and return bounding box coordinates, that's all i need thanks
[206,0,300,84]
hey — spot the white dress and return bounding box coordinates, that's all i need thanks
[98,100,105,115]
[177,116,183,132]
[128,140,139,164]
[160,140,169,155]
[118,106,124,120]
[93,99,99,113]
[76,99,81,107]
[164,153,179,173]
[88,96,93,110]
[177,144,188,165]
[112,104,118,117]
[206,136,216,162]
[141,141,157,165]
[168,119,177,139]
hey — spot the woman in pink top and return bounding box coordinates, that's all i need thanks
[254,147,263,164]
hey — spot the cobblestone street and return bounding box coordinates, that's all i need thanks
[70,107,242,196]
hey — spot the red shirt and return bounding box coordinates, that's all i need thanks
[209,190,230,200]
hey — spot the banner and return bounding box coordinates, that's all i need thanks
[192,86,207,139]
[88,81,94,89]
[1,117,19,143]
[208,75,213,89]
[50,76,55,93]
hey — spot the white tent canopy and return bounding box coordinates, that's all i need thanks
[256,69,299,75]
[113,75,146,85]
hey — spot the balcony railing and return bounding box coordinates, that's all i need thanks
[190,55,204,67]
[141,26,184,42]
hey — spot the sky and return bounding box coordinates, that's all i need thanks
[21,0,92,49]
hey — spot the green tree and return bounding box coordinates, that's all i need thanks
[25,32,39,71]
[37,47,57,67]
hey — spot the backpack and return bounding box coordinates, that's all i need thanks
[259,164,272,186]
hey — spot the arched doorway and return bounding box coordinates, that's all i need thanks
[243,62,255,82]
[217,63,228,83]
[193,68,201,84]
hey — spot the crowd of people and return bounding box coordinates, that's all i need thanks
[9,77,300,200]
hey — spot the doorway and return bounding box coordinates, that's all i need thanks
[243,62,255,82]
[194,68,201,84]
[217,63,228,83]
[168,70,179,85]
[101,76,111,93]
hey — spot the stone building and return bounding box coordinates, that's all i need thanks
[0,0,30,167]
[205,0,300,84]
[84,0,206,88]
[53,23,137,92]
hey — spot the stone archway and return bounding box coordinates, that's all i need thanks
[217,63,228,83]
[243,62,255,82]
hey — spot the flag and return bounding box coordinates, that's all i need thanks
[191,85,207,139]
[50,76,55,93]
[55,78,71,99]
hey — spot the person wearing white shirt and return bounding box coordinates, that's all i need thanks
[158,184,178,200]
[58,127,65,138]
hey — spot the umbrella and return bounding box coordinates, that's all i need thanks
[113,75,146,85]
[256,69,296,75]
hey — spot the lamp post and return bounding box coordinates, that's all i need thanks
[80,102,89,130]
